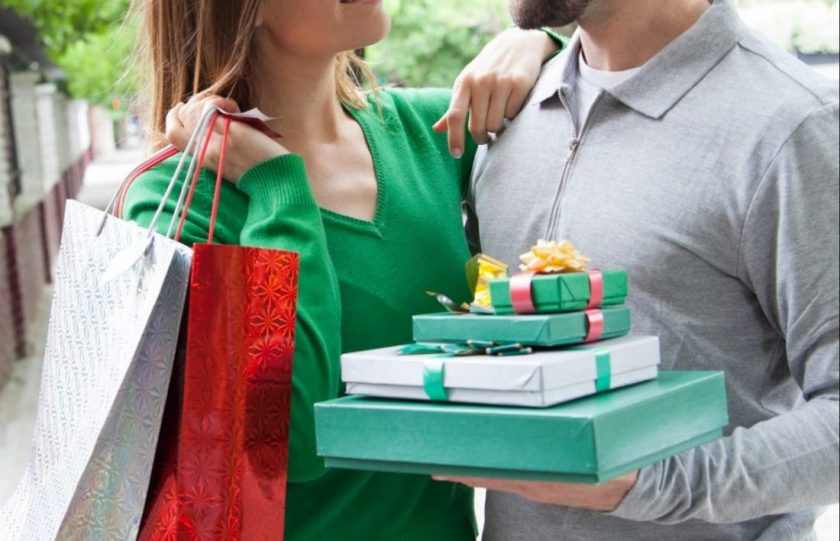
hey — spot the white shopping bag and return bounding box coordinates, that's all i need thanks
[0,199,192,540]
[0,105,235,541]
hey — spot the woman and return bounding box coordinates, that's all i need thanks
[121,1,563,539]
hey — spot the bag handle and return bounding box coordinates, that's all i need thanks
[96,104,217,239]
[173,112,232,245]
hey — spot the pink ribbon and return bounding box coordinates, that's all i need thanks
[584,309,605,343]
[510,272,537,314]
[586,270,604,309]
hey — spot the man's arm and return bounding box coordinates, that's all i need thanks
[610,102,840,523]
[441,102,840,523]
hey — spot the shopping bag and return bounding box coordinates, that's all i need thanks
[0,107,234,539]
[0,199,192,540]
[137,113,299,540]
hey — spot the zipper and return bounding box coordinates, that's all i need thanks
[543,88,603,240]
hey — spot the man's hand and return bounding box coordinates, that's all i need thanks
[432,471,639,512]
[433,28,559,158]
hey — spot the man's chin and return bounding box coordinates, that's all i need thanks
[510,0,587,29]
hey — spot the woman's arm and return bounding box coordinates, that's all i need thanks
[123,129,342,484]
[235,155,343,484]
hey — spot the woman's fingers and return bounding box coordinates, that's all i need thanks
[440,28,554,154]
[485,76,514,135]
[466,76,493,146]
[165,102,191,150]
[437,79,471,158]
[504,77,532,120]
[176,95,241,138]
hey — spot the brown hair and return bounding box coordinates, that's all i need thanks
[131,0,377,149]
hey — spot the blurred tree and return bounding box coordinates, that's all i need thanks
[368,0,512,87]
[1,0,134,109]
[58,23,137,109]
[1,0,129,56]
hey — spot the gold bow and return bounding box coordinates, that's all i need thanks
[519,239,590,274]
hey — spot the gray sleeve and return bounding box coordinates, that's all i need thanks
[610,103,840,524]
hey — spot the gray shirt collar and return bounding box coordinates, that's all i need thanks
[530,0,747,119]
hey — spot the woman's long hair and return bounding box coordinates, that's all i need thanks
[131,0,376,149]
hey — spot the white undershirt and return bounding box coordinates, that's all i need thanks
[574,52,643,128]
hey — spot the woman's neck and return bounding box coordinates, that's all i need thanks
[252,49,350,144]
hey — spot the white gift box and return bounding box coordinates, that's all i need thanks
[342,336,661,408]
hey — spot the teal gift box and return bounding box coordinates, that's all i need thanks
[315,371,728,483]
[489,269,628,315]
[413,307,631,347]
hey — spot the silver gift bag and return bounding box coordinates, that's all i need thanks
[0,107,226,540]
[0,199,192,540]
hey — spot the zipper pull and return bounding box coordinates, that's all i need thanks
[566,138,580,160]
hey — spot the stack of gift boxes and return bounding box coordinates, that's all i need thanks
[315,242,730,483]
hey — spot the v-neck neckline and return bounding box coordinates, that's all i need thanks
[318,102,387,238]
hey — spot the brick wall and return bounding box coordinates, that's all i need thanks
[0,62,17,376]
[0,226,16,382]
[11,206,47,355]
[0,66,92,388]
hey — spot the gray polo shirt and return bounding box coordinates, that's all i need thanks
[469,1,839,539]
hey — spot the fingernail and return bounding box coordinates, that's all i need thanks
[452,148,463,159]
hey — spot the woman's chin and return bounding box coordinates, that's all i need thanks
[346,13,391,50]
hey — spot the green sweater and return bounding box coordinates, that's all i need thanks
[123,88,478,541]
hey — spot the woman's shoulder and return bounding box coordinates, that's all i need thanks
[364,87,453,127]
[374,87,452,120]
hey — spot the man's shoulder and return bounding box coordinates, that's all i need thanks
[730,31,838,112]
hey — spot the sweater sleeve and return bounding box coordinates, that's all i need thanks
[124,153,340,484]
[121,155,247,245]
[235,154,341,483]
[610,103,840,524]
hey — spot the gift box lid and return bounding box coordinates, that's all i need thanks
[316,371,728,484]
[490,269,628,315]
[413,307,631,347]
[341,336,660,407]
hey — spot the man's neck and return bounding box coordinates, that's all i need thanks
[578,0,711,71]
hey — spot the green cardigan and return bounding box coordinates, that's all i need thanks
[124,88,479,541]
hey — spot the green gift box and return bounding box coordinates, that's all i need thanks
[413,307,631,347]
[315,371,728,483]
[489,270,628,315]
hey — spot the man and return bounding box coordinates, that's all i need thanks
[439,0,839,539]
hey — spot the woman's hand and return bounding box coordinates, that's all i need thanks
[433,28,559,158]
[166,94,289,183]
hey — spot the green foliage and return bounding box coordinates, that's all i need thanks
[58,23,137,108]
[2,0,135,107]
[367,0,512,87]
[1,0,129,55]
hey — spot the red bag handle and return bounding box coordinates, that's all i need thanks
[174,113,232,245]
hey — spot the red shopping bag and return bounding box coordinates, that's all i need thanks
[137,115,299,540]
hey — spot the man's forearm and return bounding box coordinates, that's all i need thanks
[611,395,839,523]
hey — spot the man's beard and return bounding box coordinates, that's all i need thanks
[510,0,593,29]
